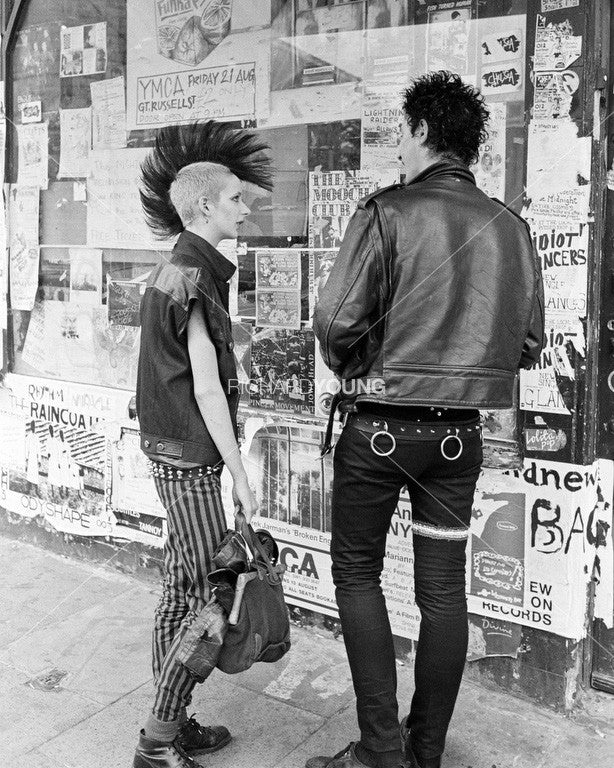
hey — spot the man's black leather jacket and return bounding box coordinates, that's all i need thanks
[313,162,544,409]
[136,230,239,465]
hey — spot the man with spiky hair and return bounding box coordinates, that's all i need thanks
[133,122,273,768]
[310,72,544,768]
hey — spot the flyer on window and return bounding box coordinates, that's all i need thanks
[90,77,127,149]
[58,108,91,178]
[17,122,48,189]
[60,22,107,77]
[308,169,399,248]
[8,185,40,311]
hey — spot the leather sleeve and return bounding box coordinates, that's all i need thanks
[313,203,386,376]
[519,240,545,370]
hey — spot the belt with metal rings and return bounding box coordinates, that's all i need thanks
[440,430,463,461]
[370,425,397,456]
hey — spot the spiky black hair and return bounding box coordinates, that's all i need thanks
[140,120,274,238]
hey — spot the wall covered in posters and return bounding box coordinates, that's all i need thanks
[1,0,611,659]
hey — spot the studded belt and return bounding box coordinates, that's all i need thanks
[148,460,223,481]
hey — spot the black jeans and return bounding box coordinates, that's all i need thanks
[330,414,483,762]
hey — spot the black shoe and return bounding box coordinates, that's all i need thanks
[399,717,441,768]
[176,715,231,755]
[133,730,199,768]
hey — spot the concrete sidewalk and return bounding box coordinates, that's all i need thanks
[0,536,612,768]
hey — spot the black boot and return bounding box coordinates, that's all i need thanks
[399,717,442,768]
[133,730,199,768]
[176,715,231,755]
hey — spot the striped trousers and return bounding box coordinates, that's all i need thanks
[151,472,227,722]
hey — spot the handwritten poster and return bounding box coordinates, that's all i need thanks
[58,108,91,178]
[86,148,157,249]
[9,185,40,311]
[17,122,48,189]
[90,77,127,149]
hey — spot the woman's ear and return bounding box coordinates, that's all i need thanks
[198,195,210,216]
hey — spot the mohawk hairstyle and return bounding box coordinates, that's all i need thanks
[140,120,274,239]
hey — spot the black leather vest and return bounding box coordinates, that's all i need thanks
[136,230,239,465]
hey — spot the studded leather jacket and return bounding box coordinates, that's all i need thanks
[136,230,239,465]
[313,162,544,409]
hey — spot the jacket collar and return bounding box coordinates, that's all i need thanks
[408,160,476,187]
[173,229,236,282]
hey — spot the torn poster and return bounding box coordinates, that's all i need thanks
[519,313,585,414]
[533,70,579,121]
[534,15,581,71]
[526,118,591,199]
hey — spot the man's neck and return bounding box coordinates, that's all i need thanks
[404,154,465,182]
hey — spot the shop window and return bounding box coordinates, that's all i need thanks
[4,0,528,398]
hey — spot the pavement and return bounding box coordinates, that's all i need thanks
[0,536,613,768]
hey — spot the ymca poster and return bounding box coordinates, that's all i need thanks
[126,0,270,129]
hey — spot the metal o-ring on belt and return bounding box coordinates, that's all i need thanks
[440,429,463,461]
[370,421,397,457]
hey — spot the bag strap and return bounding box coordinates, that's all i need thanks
[234,512,281,583]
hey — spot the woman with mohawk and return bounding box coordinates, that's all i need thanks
[134,121,274,768]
